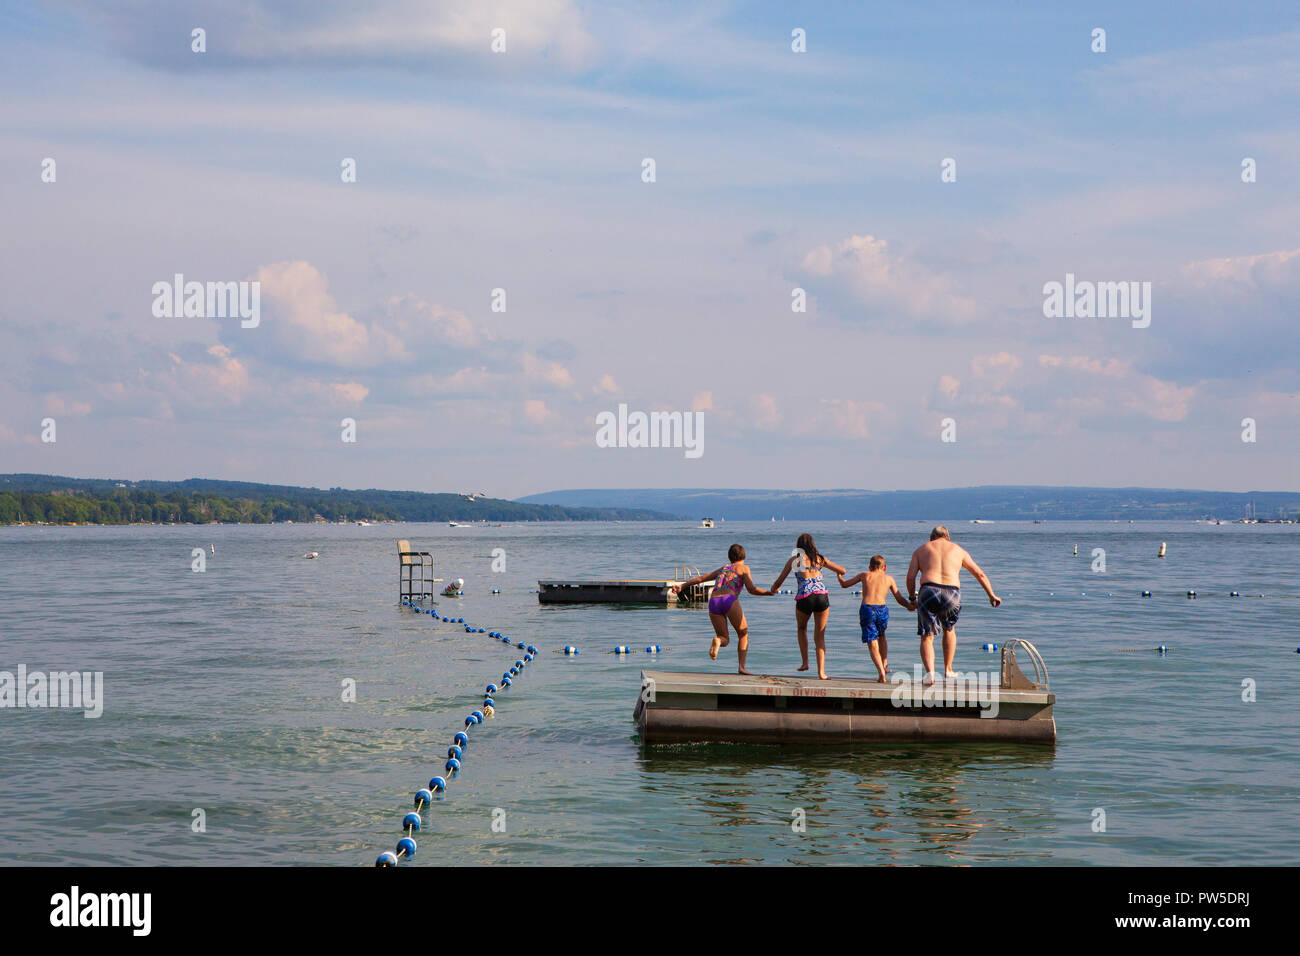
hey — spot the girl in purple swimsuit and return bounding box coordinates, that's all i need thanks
[674,544,770,674]
[769,533,846,680]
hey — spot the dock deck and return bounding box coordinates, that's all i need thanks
[634,667,1056,746]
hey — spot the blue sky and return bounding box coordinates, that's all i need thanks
[1,1,1298,497]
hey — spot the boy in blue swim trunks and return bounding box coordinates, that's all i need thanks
[838,556,915,682]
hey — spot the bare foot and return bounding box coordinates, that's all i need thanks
[709,638,720,660]
[876,673,889,683]
[944,669,958,679]
[796,663,809,672]
[818,672,829,680]
[922,672,936,686]
[737,666,752,676]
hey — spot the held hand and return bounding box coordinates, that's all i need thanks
[908,600,918,612]
[670,584,682,594]
[989,593,1002,608]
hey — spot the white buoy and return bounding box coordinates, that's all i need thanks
[1073,544,1078,556]
[1158,542,1167,558]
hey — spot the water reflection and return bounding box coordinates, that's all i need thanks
[638,744,1056,864]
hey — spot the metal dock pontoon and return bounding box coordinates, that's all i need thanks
[538,567,714,605]
[634,640,1056,746]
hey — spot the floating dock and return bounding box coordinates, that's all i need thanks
[634,641,1055,746]
[538,567,714,605]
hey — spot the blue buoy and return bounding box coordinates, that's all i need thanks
[645,645,660,653]
[453,732,468,748]
[1187,590,1197,598]
[483,697,495,708]
[982,643,997,651]
[1141,590,1151,597]
[447,745,463,761]
[446,757,461,773]
[429,776,447,792]
[403,812,421,832]
[516,641,526,649]
[501,676,512,688]
[414,788,433,807]
[526,645,537,655]
[614,646,631,654]
[376,851,399,867]
[1156,645,1168,653]
[471,710,485,723]
[514,660,525,670]
[397,837,417,858]
[509,666,519,676]
[524,653,534,662]
[1230,591,1240,597]
[486,684,497,694]
[564,646,578,656]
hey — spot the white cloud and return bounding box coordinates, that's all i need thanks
[797,234,978,326]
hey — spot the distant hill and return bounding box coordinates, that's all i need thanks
[0,475,676,525]
[517,486,1300,521]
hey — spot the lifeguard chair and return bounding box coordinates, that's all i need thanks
[398,540,437,603]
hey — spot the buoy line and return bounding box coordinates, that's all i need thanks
[375,602,540,867]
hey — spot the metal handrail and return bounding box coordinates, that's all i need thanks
[1000,639,1050,691]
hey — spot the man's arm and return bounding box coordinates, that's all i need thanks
[961,553,1002,607]
[905,552,920,599]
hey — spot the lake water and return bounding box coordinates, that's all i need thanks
[1,520,1297,866]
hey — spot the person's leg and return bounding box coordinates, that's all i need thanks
[727,602,750,675]
[942,627,957,678]
[813,607,829,679]
[707,612,729,660]
[920,634,936,684]
[795,607,810,671]
[878,633,889,674]
[867,638,887,682]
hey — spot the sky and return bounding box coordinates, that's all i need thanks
[1,0,1298,498]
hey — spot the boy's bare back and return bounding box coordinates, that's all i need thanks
[862,570,895,605]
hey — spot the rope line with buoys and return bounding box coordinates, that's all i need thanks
[375,601,540,867]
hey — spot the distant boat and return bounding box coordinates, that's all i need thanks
[303,551,319,559]
[355,520,370,527]
[971,519,993,524]
[700,518,714,529]
[1158,542,1167,558]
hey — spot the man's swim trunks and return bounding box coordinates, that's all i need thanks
[916,582,960,637]
[859,604,889,643]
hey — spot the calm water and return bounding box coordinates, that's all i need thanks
[1,520,1297,866]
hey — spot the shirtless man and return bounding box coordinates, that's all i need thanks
[906,526,1002,685]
